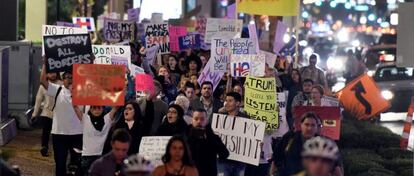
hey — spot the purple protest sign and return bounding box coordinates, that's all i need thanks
[56,21,80,28]
[248,24,260,53]
[145,45,159,65]
[273,20,287,54]
[227,3,236,19]
[197,59,224,91]
[178,34,201,50]
[169,26,188,52]
[111,55,129,68]
[127,8,140,21]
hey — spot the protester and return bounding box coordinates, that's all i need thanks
[157,66,178,104]
[185,55,202,77]
[190,81,223,122]
[156,104,188,136]
[32,72,60,157]
[295,136,340,176]
[184,82,197,101]
[123,154,154,176]
[285,69,303,129]
[89,129,131,176]
[245,134,273,176]
[272,112,322,176]
[72,106,118,176]
[305,85,331,106]
[186,109,229,176]
[153,136,199,176]
[344,50,367,84]
[300,54,328,92]
[217,92,247,176]
[40,62,83,176]
[111,101,150,155]
[167,55,182,81]
[189,74,200,96]
[174,95,192,125]
[291,79,314,111]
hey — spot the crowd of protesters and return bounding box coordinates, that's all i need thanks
[28,30,348,176]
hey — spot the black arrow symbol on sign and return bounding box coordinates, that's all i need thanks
[351,81,372,115]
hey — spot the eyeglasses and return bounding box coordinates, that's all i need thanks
[168,110,178,114]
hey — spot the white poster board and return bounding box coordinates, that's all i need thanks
[212,113,266,166]
[92,45,131,70]
[210,38,256,72]
[205,18,242,43]
[139,136,172,166]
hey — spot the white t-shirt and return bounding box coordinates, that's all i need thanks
[46,83,83,135]
[82,113,112,156]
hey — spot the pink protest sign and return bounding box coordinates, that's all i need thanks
[248,24,260,53]
[197,59,224,91]
[135,74,155,97]
[227,3,236,19]
[169,26,188,52]
[273,20,287,54]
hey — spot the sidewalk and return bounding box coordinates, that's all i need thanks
[1,128,54,176]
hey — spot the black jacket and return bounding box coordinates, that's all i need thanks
[273,131,306,176]
[156,118,188,136]
[186,126,229,176]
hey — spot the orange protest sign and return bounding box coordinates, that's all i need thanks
[337,74,390,120]
[72,64,125,106]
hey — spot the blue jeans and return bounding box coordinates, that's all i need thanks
[217,160,246,176]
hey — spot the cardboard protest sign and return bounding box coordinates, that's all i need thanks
[111,55,129,68]
[212,113,266,166]
[272,91,290,137]
[205,18,242,43]
[127,8,140,21]
[273,21,288,54]
[92,45,131,69]
[227,3,237,19]
[56,21,80,28]
[197,59,225,91]
[104,18,135,43]
[42,25,88,55]
[259,50,277,68]
[230,54,265,77]
[135,74,155,97]
[294,106,341,140]
[144,23,170,54]
[337,74,390,120]
[43,34,93,73]
[169,26,188,52]
[72,64,125,106]
[72,17,96,31]
[145,45,159,65]
[178,34,201,50]
[211,38,256,72]
[237,0,300,16]
[139,136,172,166]
[244,76,279,130]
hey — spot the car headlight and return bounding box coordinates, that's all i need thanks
[367,70,375,77]
[381,90,394,100]
[327,57,344,71]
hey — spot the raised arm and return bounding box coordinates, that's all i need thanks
[108,106,120,120]
[72,105,83,121]
[40,58,49,89]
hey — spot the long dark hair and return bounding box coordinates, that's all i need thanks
[291,69,302,84]
[123,101,142,121]
[162,136,194,167]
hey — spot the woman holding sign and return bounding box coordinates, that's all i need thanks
[152,136,198,176]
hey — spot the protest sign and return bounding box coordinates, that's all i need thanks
[196,16,210,50]
[227,3,236,19]
[273,21,288,54]
[42,25,88,55]
[104,18,135,43]
[135,74,155,97]
[337,74,390,120]
[72,64,125,106]
[131,64,144,76]
[92,45,131,69]
[248,24,260,54]
[210,38,256,72]
[230,54,265,77]
[144,23,170,54]
[56,21,80,28]
[244,76,278,130]
[178,34,201,50]
[43,34,93,73]
[111,56,129,68]
[151,13,163,24]
[127,8,140,21]
[272,91,289,137]
[237,0,300,16]
[259,50,277,68]
[197,59,224,91]
[212,113,265,166]
[294,106,341,140]
[72,17,96,31]
[139,136,172,166]
[205,18,242,43]
[169,26,188,52]
[145,45,160,65]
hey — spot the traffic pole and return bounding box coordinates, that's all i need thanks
[400,97,414,150]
